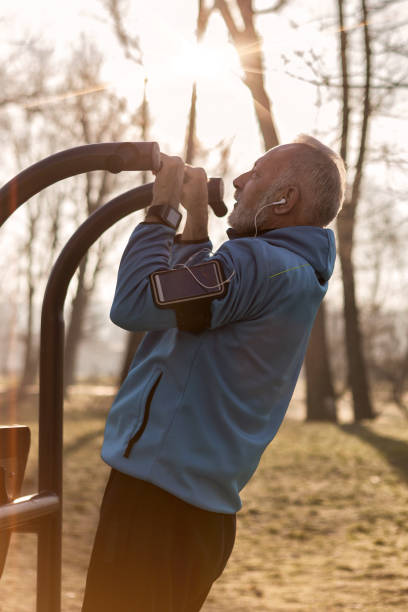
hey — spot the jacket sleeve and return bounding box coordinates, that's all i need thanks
[110,222,178,331]
[209,238,283,329]
[110,224,283,333]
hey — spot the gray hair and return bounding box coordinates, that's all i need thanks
[291,134,347,226]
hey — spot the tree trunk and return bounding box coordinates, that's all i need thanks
[393,338,408,411]
[19,206,40,397]
[216,0,336,421]
[185,82,197,164]
[118,77,150,386]
[239,32,279,150]
[337,211,374,420]
[19,281,38,395]
[336,0,374,421]
[304,303,337,421]
[305,313,337,419]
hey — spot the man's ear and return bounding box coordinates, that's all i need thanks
[273,186,299,216]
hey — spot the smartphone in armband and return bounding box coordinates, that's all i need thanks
[150,260,227,307]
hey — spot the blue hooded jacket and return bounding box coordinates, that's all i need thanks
[102,222,336,513]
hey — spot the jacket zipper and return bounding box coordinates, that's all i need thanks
[124,372,163,458]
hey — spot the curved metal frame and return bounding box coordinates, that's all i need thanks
[37,183,154,611]
[0,142,160,226]
[0,143,158,612]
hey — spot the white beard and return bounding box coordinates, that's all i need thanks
[228,200,270,234]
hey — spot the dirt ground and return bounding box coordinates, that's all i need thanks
[1,389,408,611]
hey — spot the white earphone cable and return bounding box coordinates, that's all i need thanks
[253,198,285,237]
[174,248,235,290]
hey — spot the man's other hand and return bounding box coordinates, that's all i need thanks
[180,166,209,241]
[152,153,185,208]
[181,166,208,213]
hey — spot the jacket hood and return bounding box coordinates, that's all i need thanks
[227,225,336,282]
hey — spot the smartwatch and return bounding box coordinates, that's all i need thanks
[148,204,182,230]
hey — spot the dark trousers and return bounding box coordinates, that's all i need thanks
[82,469,236,612]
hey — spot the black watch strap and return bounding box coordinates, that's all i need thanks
[148,204,182,230]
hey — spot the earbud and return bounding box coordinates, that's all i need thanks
[268,198,286,205]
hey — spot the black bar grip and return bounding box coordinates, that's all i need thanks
[0,142,160,228]
[207,178,227,217]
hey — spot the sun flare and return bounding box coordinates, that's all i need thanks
[104,38,241,106]
[169,40,241,83]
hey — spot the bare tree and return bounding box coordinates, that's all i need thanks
[359,180,408,417]
[99,1,151,385]
[18,201,41,394]
[0,37,52,109]
[364,308,408,417]
[215,0,337,421]
[0,32,63,396]
[100,0,143,65]
[184,1,214,164]
[118,77,150,385]
[35,38,139,392]
[184,2,235,183]
[335,0,375,420]
[214,0,281,148]
[278,0,408,421]
[304,307,337,421]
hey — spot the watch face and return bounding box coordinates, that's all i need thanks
[167,207,181,227]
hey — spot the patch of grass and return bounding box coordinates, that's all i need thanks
[1,394,408,611]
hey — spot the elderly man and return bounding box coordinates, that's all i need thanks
[82,135,346,612]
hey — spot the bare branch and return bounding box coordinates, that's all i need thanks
[370,0,408,10]
[254,0,289,14]
[214,0,242,40]
[338,0,350,164]
[237,0,256,31]
[349,0,373,210]
[216,0,279,149]
[101,0,143,64]
[197,0,216,39]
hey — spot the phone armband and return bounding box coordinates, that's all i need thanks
[149,260,228,333]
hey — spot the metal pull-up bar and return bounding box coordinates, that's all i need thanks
[0,141,226,612]
[0,141,227,225]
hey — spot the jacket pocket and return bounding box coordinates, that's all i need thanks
[123,370,163,458]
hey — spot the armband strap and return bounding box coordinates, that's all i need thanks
[173,258,228,333]
[174,297,213,334]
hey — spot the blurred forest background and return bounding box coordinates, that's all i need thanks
[1,0,408,420]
